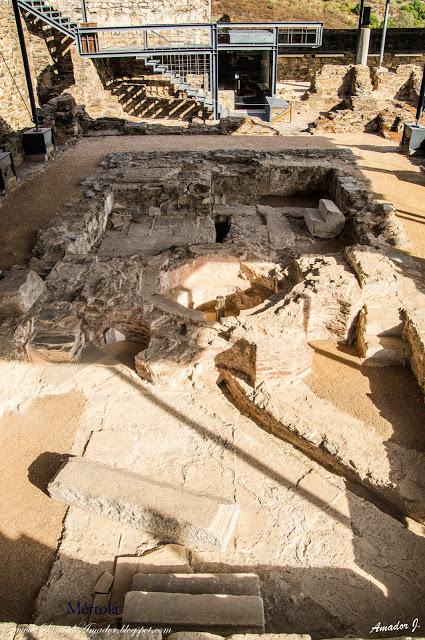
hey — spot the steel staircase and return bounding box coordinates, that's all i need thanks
[138,54,229,118]
[17,0,78,38]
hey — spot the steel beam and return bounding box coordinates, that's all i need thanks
[11,0,39,129]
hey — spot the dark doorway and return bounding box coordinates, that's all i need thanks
[218,50,272,110]
[215,215,231,242]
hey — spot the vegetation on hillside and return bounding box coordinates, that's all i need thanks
[211,0,425,28]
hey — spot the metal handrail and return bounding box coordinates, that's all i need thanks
[77,21,322,32]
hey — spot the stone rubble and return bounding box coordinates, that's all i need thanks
[306,64,422,135]
[0,267,46,318]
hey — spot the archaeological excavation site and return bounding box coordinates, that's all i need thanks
[1,0,425,637]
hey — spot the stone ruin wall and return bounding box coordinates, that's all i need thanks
[278,52,425,83]
[44,0,211,25]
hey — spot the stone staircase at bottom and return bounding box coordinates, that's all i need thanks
[122,572,265,633]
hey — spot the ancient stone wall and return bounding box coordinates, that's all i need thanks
[41,0,211,24]
[0,0,35,134]
[278,52,425,82]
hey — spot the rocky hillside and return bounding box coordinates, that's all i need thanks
[212,0,425,28]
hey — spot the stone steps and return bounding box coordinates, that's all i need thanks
[357,300,408,364]
[131,572,261,596]
[360,334,410,365]
[122,591,265,633]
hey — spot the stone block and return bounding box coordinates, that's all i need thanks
[104,327,126,343]
[0,267,46,317]
[122,592,265,633]
[94,570,114,593]
[132,572,261,596]
[304,199,345,239]
[27,302,85,363]
[48,457,240,551]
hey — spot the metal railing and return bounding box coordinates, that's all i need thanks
[75,22,323,58]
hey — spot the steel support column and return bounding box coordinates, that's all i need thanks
[379,0,390,67]
[211,24,219,119]
[11,0,39,129]
[271,26,279,96]
[80,0,88,22]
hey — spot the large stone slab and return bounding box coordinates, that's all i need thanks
[0,267,46,318]
[256,206,296,250]
[132,572,261,596]
[97,217,215,259]
[122,592,265,633]
[48,457,239,551]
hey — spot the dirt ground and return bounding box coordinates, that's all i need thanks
[0,391,86,623]
[327,133,425,260]
[0,131,424,625]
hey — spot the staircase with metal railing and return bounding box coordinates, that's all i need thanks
[137,53,229,118]
[15,0,324,120]
[17,0,225,117]
[17,0,78,37]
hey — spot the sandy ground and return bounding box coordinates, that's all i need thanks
[0,131,424,624]
[307,341,425,452]
[0,390,86,623]
[325,133,425,259]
